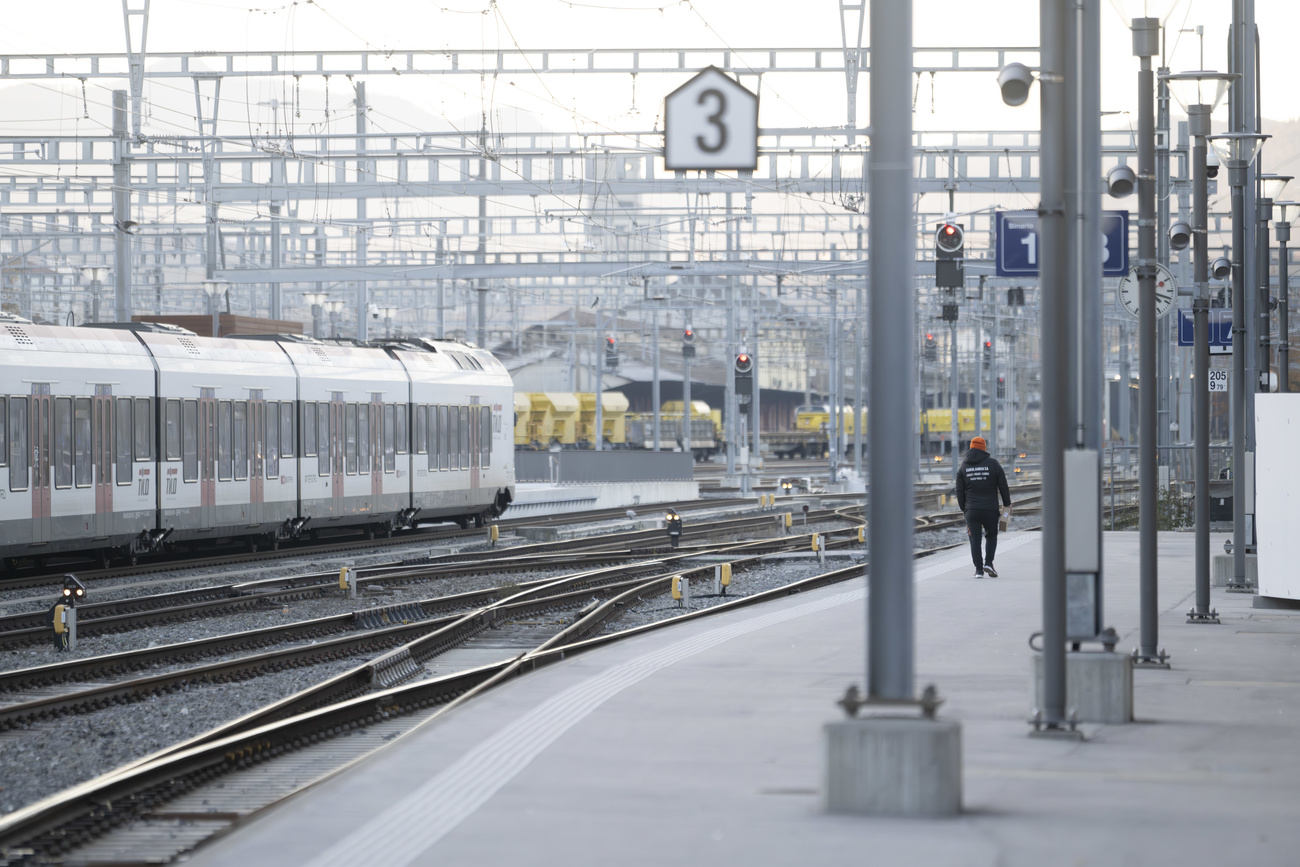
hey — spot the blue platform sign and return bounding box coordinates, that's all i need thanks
[1176,307,1232,354]
[994,210,1130,277]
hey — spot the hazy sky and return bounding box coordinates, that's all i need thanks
[0,0,1295,142]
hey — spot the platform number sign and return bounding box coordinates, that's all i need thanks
[995,210,1130,277]
[664,67,758,171]
[1208,369,1228,392]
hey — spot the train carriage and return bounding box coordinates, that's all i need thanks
[276,338,411,538]
[387,339,513,528]
[137,330,302,551]
[0,319,159,566]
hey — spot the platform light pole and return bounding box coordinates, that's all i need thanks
[1209,132,1269,593]
[201,280,226,338]
[1164,72,1236,622]
[1276,201,1298,392]
[1257,175,1291,391]
[303,292,328,339]
[379,306,399,339]
[325,299,345,338]
[81,266,109,325]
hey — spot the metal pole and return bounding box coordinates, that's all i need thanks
[1280,222,1291,392]
[949,320,959,470]
[751,304,761,474]
[1189,105,1216,621]
[1231,0,1258,559]
[829,291,839,479]
[855,224,865,477]
[991,303,999,457]
[1230,161,1249,585]
[1158,65,1173,453]
[866,0,914,702]
[1037,0,1070,728]
[1258,196,1273,391]
[269,203,282,321]
[1134,20,1161,662]
[652,310,661,450]
[436,225,446,339]
[682,325,692,457]
[594,310,604,452]
[354,81,369,342]
[112,90,131,323]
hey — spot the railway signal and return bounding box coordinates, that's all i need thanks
[935,221,965,288]
[682,326,696,359]
[665,509,684,548]
[924,333,938,361]
[604,336,619,370]
[983,340,992,366]
[734,352,754,416]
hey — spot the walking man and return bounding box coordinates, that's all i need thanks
[956,436,1012,578]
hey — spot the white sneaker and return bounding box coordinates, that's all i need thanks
[973,569,984,579]
[984,564,998,578]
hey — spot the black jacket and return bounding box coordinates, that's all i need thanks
[956,449,1011,512]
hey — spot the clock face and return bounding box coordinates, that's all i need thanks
[1118,265,1177,320]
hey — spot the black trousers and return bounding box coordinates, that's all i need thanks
[964,508,999,570]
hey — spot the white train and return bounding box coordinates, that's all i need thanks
[0,315,514,570]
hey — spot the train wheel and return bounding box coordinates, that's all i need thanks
[365,527,377,540]
[384,525,393,538]
[125,551,139,567]
[269,536,281,551]
[247,540,259,554]
[98,549,112,569]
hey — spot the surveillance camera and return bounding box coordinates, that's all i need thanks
[1168,220,1192,251]
[1210,256,1231,280]
[1106,164,1136,198]
[367,303,380,320]
[997,63,1035,107]
[1206,146,1220,179]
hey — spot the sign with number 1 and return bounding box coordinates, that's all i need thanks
[664,67,759,171]
[995,210,1130,277]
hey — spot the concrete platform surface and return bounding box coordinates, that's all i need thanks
[188,530,1300,867]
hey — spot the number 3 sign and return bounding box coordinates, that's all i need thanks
[664,67,758,171]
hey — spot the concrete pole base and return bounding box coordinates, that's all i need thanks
[1212,553,1256,588]
[1032,651,1133,724]
[822,716,962,817]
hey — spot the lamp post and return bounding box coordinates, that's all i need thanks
[201,280,227,338]
[1257,175,1292,392]
[379,306,399,339]
[1275,201,1298,392]
[80,266,109,325]
[1163,71,1236,622]
[1209,131,1269,594]
[325,300,345,338]
[303,293,328,339]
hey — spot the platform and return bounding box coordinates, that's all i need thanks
[188,530,1300,867]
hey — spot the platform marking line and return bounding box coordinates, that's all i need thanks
[303,535,1039,867]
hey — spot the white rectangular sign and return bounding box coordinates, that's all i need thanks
[1208,369,1228,392]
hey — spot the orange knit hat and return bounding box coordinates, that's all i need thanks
[970,436,987,451]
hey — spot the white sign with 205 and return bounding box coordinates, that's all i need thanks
[1208,369,1228,392]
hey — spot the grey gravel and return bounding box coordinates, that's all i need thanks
[0,656,361,815]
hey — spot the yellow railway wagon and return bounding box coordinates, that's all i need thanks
[525,392,580,446]
[576,392,630,446]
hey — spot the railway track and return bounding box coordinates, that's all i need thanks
[0,508,860,650]
[0,527,889,864]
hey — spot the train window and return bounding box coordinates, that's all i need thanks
[74,398,92,487]
[0,397,6,466]
[218,401,233,481]
[233,401,248,480]
[481,405,491,466]
[265,402,280,478]
[280,400,294,458]
[383,404,396,472]
[414,403,427,455]
[459,406,469,468]
[9,397,27,491]
[358,404,370,475]
[431,405,441,467]
[54,397,72,489]
[182,400,198,482]
[318,404,331,476]
[116,397,133,485]
[395,404,408,455]
[448,406,459,470]
[135,398,152,460]
[165,400,181,461]
[436,408,447,470]
[345,404,358,475]
[303,403,317,457]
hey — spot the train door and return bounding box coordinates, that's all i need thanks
[199,393,217,528]
[92,391,113,538]
[331,396,344,513]
[31,389,52,543]
[249,393,264,525]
